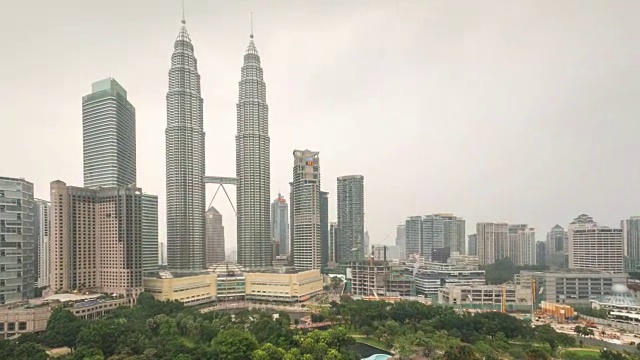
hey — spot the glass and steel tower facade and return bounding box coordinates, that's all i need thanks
[165,21,206,270]
[236,33,271,269]
[271,194,289,256]
[82,78,136,188]
[0,177,35,304]
[336,175,364,262]
[141,194,158,271]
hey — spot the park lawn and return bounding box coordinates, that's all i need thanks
[356,336,391,351]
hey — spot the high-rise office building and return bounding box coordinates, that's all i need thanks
[0,177,35,304]
[404,216,422,258]
[568,214,624,273]
[205,206,225,266]
[536,241,546,266]
[34,199,50,288]
[236,30,271,269]
[291,150,321,270]
[438,214,466,254]
[546,224,568,269]
[141,194,158,271]
[165,20,206,270]
[395,225,406,260]
[82,78,136,189]
[50,181,143,298]
[421,215,445,257]
[621,216,640,271]
[476,222,509,265]
[320,191,329,267]
[329,222,338,264]
[271,194,289,256]
[468,234,477,256]
[336,175,364,262]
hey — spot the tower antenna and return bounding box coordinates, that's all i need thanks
[181,0,186,24]
[250,12,254,39]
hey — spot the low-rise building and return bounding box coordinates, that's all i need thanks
[517,269,628,305]
[348,262,415,297]
[143,271,217,306]
[438,284,532,311]
[245,269,323,302]
[413,269,486,298]
[142,265,323,305]
[0,304,50,339]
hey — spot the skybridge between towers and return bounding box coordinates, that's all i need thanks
[204,176,237,216]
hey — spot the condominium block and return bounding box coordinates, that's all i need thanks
[320,191,329,267]
[476,222,509,266]
[0,177,36,304]
[547,224,568,269]
[468,234,477,256]
[50,181,143,298]
[336,175,364,262]
[290,150,321,270]
[82,78,136,189]
[34,199,50,288]
[508,225,536,266]
[329,222,338,264]
[568,214,624,273]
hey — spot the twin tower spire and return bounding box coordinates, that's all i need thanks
[165,11,271,271]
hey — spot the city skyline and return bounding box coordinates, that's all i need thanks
[2,1,639,252]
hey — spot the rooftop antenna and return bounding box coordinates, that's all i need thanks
[250,12,254,39]
[181,0,186,24]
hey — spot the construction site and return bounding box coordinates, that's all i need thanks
[347,245,417,301]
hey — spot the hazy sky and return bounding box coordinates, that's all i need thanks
[1,0,639,252]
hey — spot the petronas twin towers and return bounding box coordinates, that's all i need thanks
[165,19,271,270]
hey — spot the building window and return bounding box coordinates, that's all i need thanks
[18,322,26,331]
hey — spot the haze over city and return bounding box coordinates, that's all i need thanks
[1,0,639,254]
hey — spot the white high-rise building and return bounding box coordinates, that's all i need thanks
[476,222,509,266]
[0,177,36,304]
[622,216,640,271]
[336,175,365,262]
[508,225,536,266]
[235,30,271,269]
[165,19,206,270]
[568,214,624,273]
[34,199,50,288]
[290,150,321,270]
[82,78,136,189]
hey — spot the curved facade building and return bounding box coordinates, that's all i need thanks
[236,33,271,269]
[165,21,206,270]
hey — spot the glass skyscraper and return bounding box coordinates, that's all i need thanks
[236,32,271,269]
[82,78,136,188]
[165,20,206,270]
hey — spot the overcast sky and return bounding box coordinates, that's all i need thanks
[1,0,639,252]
